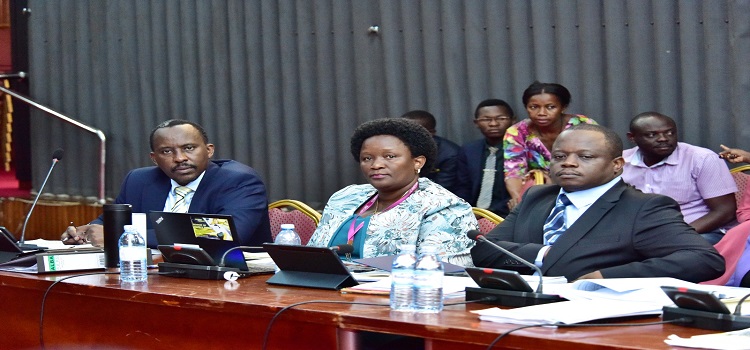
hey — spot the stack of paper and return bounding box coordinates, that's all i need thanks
[341,275,479,297]
[473,299,663,325]
[664,328,750,350]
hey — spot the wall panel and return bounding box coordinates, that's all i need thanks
[20,0,750,208]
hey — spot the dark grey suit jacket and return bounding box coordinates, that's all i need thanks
[471,180,725,282]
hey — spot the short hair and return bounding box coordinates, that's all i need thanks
[522,81,572,107]
[563,124,623,160]
[473,99,515,119]
[149,119,209,151]
[400,110,437,131]
[629,111,676,131]
[350,118,437,173]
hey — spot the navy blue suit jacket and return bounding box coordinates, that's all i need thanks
[455,139,510,216]
[93,160,272,248]
[425,135,461,193]
[471,180,725,282]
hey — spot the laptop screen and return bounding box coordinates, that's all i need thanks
[149,211,246,270]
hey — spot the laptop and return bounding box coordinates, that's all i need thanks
[149,211,247,271]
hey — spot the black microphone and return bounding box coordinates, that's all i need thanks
[17,148,64,251]
[466,230,565,307]
[330,244,354,254]
[467,230,543,293]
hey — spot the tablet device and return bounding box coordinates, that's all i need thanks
[465,267,534,292]
[263,243,358,290]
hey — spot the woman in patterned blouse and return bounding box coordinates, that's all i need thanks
[307,118,477,266]
[503,82,598,209]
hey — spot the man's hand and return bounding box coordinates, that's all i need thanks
[576,270,603,280]
[61,224,104,247]
[719,145,750,164]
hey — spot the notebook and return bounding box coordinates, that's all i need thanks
[149,211,247,271]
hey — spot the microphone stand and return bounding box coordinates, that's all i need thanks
[17,158,60,251]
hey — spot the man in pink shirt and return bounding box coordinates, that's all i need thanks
[622,112,737,244]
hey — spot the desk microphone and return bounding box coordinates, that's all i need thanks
[467,230,543,293]
[18,148,64,251]
[466,230,565,307]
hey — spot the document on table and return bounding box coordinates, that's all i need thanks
[664,327,750,350]
[341,275,479,297]
[473,299,662,325]
[541,278,750,306]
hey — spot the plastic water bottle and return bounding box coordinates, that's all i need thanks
[119,225,147,283]
[390,244,417,311]
[413,245,444,313]
[274,224,301,245]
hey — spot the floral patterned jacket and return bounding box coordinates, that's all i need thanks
[307,178,477,267]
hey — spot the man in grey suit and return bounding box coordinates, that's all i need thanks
[471,124,724,282]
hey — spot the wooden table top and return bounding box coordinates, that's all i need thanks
[0,270,715,349]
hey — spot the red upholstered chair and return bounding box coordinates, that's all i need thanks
[268,199,321,245]
[472,207,504,234]
[730,165,750,207]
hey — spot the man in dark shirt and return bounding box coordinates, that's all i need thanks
[401,110,461,193]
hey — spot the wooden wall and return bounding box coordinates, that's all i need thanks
[0,197,102,240]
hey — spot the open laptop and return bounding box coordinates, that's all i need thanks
[149,211,247,271]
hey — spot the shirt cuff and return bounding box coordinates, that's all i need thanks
[535,246,550,268]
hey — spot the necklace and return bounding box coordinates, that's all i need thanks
[373,200,380,214]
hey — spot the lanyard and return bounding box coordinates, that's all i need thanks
[347,181,419,243]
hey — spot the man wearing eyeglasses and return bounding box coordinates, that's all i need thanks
[455,99,516,217]
[622,112,737,244]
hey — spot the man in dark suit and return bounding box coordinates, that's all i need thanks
[471,124,724,282]
[61,119,272,248]
[455,99,516,217]
[401,110,461,193]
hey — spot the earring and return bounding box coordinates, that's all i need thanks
[416,168,421,174]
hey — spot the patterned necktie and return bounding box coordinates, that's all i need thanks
[171,186,193,213]
[543,193,572,245]
[476,146,499,209]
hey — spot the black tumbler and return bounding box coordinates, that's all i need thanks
[103,204,132,268]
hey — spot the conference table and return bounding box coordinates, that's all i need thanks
[1,269,713,349]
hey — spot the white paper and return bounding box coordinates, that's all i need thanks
[664,328,750,350]
[473,299,662,325]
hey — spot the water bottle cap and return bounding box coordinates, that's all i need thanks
[280,224,295,230]
[123,225,135,231]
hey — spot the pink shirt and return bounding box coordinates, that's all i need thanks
[622,142,737,229]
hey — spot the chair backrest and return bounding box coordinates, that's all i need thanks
[472,207,504,234]
[268,199,321,245]
[731,165,750,207]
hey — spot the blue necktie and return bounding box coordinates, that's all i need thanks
[543,193,572,245]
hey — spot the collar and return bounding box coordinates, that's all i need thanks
[560,176,622,209]
[170,171,206,193]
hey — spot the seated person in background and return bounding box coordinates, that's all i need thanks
[622,112,737,244]
[307,118,478,267]
[455,99,515,217]
[471,124,724,282]
[719,145,750,223]
[61,119,272,248]
[401,110,461,193]
[504,81,597,210]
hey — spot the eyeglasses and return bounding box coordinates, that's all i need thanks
[476,116,512,123]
